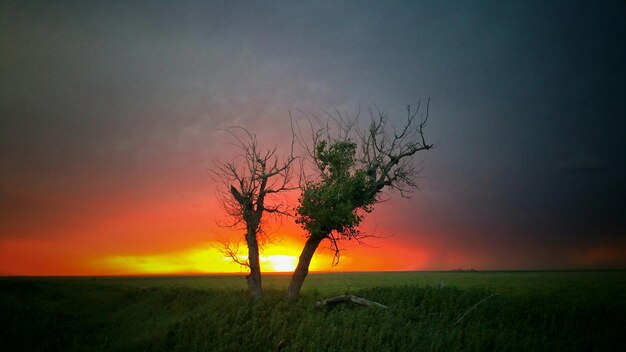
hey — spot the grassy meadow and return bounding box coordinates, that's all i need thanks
[1,271,624,351]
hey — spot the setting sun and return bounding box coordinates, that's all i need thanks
[265,255,297,272]
[88,240,341,275]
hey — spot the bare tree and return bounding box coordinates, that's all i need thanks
[212,127,296,299]
[286,101,432,300]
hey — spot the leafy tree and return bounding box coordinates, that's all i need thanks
[212,127,296,299]
[287,102,432,300]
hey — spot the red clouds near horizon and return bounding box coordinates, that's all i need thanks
[2,175,623,275]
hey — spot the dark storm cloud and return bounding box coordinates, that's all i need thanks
[557,155,607,174]
[1,0,625,267]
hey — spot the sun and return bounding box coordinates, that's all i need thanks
[266,255,297,272]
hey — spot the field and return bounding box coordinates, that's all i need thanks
[1,271,624,351]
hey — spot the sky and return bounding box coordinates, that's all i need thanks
[1,0,625,275]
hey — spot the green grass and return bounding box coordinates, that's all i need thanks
[1,271,624,351]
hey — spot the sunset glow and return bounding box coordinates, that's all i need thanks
[95,242,306,274]
[1,1,625,277]
[1,198,623,276]
[265,255,297,272]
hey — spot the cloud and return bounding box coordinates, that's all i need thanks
[1,1,625,273]
[557,155,607,174]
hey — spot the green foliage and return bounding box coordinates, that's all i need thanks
[1,273,625,351]
[296,140,377,239]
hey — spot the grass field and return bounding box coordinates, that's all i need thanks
[1,271,625,351]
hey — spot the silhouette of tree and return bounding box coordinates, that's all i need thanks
[212,127,296,299]
[287,102,432,300]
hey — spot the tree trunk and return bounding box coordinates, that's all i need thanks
[286,235,324,301]
[245,231,262,299]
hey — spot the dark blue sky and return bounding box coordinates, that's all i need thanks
[1,0,625,271]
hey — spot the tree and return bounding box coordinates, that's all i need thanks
[212,127,296,299]
[286,102,432,300]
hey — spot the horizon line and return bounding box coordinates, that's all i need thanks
[2,268,624,278]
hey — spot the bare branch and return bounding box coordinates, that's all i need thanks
[210,124,299,299]
[217,238,249,269]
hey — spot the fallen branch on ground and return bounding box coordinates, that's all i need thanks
[315,295,388,309]
[453,292,499,326]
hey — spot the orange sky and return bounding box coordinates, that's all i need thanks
[1,126,624,275]
[2,1,625,274]
[0,194,432,276]
[0,161,455,276]
[0,120,464,276]
[2,184,623,276]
